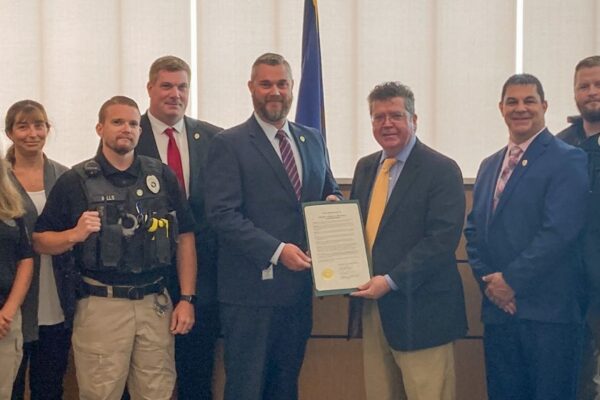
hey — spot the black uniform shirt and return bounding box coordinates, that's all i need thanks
[0,217,33,307]
[558,119,600,307]
[35,152,195,285]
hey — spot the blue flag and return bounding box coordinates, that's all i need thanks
[295,0,326,138]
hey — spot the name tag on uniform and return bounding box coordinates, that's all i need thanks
[262,264,274,280]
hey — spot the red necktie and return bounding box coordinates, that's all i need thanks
[164,127,186,192]
[276,130,302,201]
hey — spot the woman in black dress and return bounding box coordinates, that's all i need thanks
[0,151,34,399]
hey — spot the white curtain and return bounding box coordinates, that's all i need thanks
[1,0,599,177]
[0,0,191,166]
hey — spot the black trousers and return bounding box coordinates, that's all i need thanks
[484,320,582,400]
[577,310,600,400]
[220,301,312,400]
[12,323,72,400]
[175,301,220,400]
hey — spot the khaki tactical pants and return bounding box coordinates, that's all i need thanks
[73,281,175,400]
[0,309,22,400]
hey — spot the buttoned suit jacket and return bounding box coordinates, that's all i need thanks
[136,113,222,304]
[205,115,341,307]
[465,129,588,324]
[350,139,467,351]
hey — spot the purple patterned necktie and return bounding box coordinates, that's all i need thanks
[493,145,523,210]
[276,130,302,201]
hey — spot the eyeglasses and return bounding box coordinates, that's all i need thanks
[371,112,408,124]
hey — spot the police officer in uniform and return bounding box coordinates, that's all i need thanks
[557,55,600,400]
[33,96,197,400]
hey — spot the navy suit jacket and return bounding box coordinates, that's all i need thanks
[350,140,467,351]
[205,115,341,307]
[136,113,222,304]
[465,129,588,324]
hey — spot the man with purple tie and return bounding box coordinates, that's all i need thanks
[205,52,341,400]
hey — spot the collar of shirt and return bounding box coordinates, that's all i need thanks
[254,112,303,182]
[95,152,140,180]
[254,112,291,140]
[146,110,190,197]
[379,133,417,165]
[377,134,417,199]
[147,111,185,136]
[507,126,545,155]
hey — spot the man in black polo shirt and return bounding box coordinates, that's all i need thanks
[557,55,600,400]
[33,96,197,400]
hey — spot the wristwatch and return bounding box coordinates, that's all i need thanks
[180,294,197,305]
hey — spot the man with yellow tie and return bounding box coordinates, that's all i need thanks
[350,81,467,400]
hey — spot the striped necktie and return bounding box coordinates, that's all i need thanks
[276,130,302,201]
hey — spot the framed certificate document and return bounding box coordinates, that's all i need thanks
[302,200,371,296]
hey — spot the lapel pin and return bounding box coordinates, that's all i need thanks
[194,133,200,140]
[597,135,600,146]
[300,135,306,143]
[522,159,528,167]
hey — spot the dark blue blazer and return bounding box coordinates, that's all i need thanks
[205,115,341,307]
[136,113,223,304]
[465,129,588,324]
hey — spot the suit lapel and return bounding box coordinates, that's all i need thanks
[184,116,198,198]
[483,149,505,229]
[289,123,308,190]
[355,152,381,219]
[377,142,423,231]
[248,116,299,202]
[137,114,161,159]
[493,130,551,217]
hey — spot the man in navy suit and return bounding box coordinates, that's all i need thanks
[205,52,341,400]
[135,55,222,400]
[465,74,588,400]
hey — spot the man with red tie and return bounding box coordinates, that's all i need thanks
[135,56,223,400]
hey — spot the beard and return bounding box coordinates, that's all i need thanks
[253,94,292,123]
[105,138,135,155]
[577,101,600,123]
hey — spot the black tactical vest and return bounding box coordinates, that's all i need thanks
[73,156,178,274]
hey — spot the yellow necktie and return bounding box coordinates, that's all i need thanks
[365,158,397,252]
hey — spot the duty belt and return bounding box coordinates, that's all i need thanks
[82,278,165,300]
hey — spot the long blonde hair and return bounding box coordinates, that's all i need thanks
[0,155,24,219]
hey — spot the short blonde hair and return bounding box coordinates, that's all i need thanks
[148,56,191,84]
